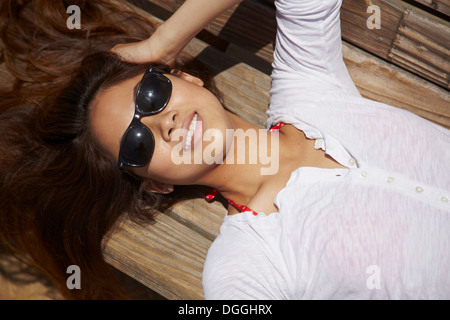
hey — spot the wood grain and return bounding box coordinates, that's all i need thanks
[341,0,404,58]
[389,8,450,89]
[411,0,450,16]
[104,213,212,300]
[343,42,450,127]
[341,0,450,89]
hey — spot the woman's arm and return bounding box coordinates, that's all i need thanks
[269,0,360,96]
[113,0,243,66]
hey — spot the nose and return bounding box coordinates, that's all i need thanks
[142,110,177,142]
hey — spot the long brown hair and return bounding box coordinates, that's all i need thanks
[0,0,216,299]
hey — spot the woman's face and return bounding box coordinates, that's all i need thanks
[90,71,233,189]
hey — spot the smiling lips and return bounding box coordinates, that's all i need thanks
[184,112,198,151]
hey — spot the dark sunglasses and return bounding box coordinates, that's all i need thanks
[118,67,172,171]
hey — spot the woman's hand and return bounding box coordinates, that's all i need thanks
[111,30,179,67]
[111,39,154,64]
[112,0,243,66]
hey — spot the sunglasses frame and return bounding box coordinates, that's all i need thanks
[117,67,172,172]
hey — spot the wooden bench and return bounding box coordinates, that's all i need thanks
[102,0,450,300]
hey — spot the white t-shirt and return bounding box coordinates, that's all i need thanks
[202,0,450,299]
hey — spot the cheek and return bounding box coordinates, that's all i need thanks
[136,142,196,184]
[146,142,174,172]
[143,139,222,185]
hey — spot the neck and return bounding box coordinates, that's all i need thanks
[199,112,281,206]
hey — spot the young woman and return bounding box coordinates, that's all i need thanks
[0,0,448,300]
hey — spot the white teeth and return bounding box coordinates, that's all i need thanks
[184,113,197,150]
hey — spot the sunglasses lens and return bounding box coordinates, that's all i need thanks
[120,123,155,167]
[137,73,172,114]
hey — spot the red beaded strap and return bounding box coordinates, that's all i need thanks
[227,199,259,216]
[204,187,219,201]
[205,187,259,216]
[269,122,285,132]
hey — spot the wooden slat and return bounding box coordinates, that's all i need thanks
[412,0,450,16]
[343,42,450,127]
[103,212,211,300]
[341,0,405,58]
[142,0,276,63]
[167,199,226,242]
[341,0,450,89]
[389,8,450,89]
[204,0,276,64]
